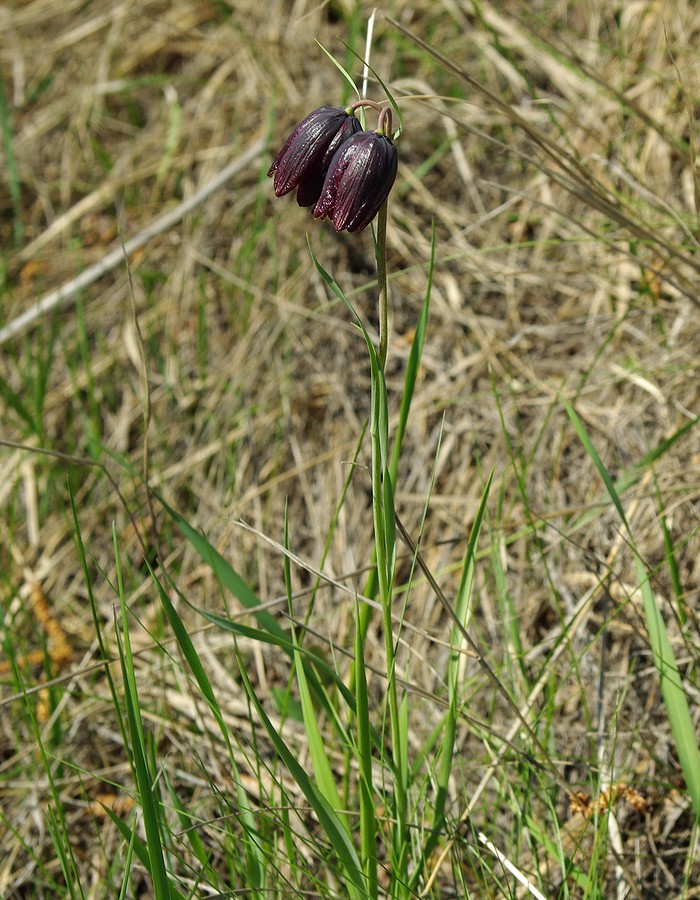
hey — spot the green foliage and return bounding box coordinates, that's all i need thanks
[564,399,700,823]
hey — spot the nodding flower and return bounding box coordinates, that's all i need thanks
[312,129,398,233]
[267,106,362,207]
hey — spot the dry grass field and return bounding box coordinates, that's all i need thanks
[1,1,700,897]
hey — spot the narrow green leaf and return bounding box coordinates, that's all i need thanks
[159,496,285,638]
[285,511,348,835]
[0,74,24,246]
[382,467,397,586]
[105,809,187,900]
[292,633,347,821]
[0,374,38,433]
[150,568,264,886]
[566,412,700,534]
[454,471,493,627]
[635,553,700,821]
[165,775,213,875]
[413,472,493,889]
[355,220,435,673]
[236,661,367,899]
[340,40,404,137]
[315,40,361,101]
[391,220,434,471]
[562,398,628,528]
[113,528,171,900]
[656,487,685,623]
[354,600,378,899]
[563,399,700,822]
[198,607,359,714]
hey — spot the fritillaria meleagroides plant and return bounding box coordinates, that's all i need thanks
[268,99,398,365]
[268,97,412,888]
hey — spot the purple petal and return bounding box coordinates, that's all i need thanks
[313,132,397,232]
[267,106,360,201]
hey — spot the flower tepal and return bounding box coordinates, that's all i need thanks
[313,131,398,233]
[267,106,362,208]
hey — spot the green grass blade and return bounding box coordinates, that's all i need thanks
[158,495,285,638]
[164,774,213,876]
[308,236,412,891]
[614,415,700,495]
[236,659,367,900]
[315,40,361,101]
[355,221,435,672]
[105,809,187,900]
[566,414,700,534]
[563,398,700,822]
[391,219,434,475]
[655,483,685,624]
[197,606,369,729]
[307,238,397,596]
[46,804,84,900]
[318,240,411,893]
[159,492,364,739]
[381,451,397,587]
[69,482,130,748]
[0,373,39,434]
[284,511,348,835]
[413,471,493,888]
[354,599,379,899]
[290,636,346,820]
[113,527,172,899]
[0,74,24,246]
[149,568,223,718]
[149,567,264,887]
[635,552,700,821]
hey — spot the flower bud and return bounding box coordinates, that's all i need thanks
[312,131,398,233]
[267,106,363,207]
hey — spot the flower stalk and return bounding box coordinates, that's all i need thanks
[375,198,389,368]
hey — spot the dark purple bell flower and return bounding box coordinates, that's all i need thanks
[267,106,362,207]
[313,130,398,233]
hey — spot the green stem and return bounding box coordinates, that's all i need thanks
[369,370,408,893]
[375,199,389,368]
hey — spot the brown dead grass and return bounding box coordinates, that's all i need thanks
[1,0,700,896]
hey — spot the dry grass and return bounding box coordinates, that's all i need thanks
[1,0,699,896]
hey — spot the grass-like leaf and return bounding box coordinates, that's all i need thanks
[236,655,368,899]
[284,511,349,836]
[149,564,265,888]
[354,221,435,666]
[0,74,24,246]
[563,398,700,822]
[105,809,187,900]
[315,39,361,101]
[353,599,379,899]
[159,496,284,638]
[308,238,410,891]
[340,37,404,138]
[412,471,493,889]
[567,414,700,535]
[113,527,172,899]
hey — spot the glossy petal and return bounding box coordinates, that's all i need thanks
[313,131,397,233]
[267,106,362,207]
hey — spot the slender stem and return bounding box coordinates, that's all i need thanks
[347,98,383,117]
[375,199,389,368]
[377,106,393,136]
[369,368,408,893]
